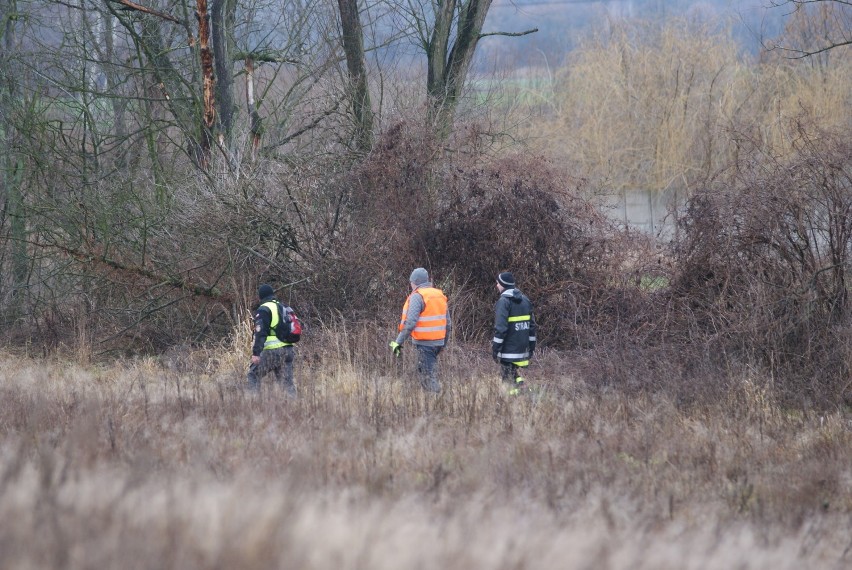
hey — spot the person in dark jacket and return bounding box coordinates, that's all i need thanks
[247,283,297,396]
[492,271,537,395]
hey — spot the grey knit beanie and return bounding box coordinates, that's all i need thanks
[409,267,429,286]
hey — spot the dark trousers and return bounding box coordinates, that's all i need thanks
[415,345,442,393]
[247,346,296,395]
[500,361,525,385]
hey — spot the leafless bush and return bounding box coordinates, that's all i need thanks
[298,123,652,351]
[8,112,851,412]
[669,124,852,407]
[423,153,638,346]
[301,125,441,319]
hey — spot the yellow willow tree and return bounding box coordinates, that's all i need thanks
[754,2,852,153]
[527,16,851,197]
[768,0,852,58]
[545,19,748,194]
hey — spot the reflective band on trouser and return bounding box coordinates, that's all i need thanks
[400,287,448,341]
[261,300,290,350]
[497,352,530,358]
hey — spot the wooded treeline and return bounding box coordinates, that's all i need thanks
[0,0,849,406]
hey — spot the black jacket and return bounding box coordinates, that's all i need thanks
[492,288,537,363]
[252,295,278,356]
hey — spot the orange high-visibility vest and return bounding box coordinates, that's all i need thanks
[399,287,448,341]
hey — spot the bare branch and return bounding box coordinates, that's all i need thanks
[479,28,538,40]
[233,50,301,65]
[770,1,852,6]
[774,38,852,58]
[767,0,852,57]
[106,0,182,25]
[43,241,232,302]
[260,99,342,152]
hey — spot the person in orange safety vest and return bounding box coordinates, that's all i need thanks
[389,267,451,393]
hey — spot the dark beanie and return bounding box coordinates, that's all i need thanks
[497,272,516,288]
[258,283,275,299]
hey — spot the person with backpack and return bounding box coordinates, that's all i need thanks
[247,283,301,396]
[389,267,450,393]
[492,271,536,395]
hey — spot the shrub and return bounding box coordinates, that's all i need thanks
[669,124,852,406]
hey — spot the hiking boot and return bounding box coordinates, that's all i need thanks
[507,377,526,396]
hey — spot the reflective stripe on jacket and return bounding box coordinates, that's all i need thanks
[399,287,448,341]
[261,301,289,350]
[492,289,536,363]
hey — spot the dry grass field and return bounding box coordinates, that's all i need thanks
[1,328,850,570]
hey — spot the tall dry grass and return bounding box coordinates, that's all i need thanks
[1,325,850,569]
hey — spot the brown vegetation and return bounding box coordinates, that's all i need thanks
[2,5,851,567]
[668,124,852,407]
[0,342,849,569]
[4,108,851,408]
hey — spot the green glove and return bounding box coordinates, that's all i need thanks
[389,341,402,357]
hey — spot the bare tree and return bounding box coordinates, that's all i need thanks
[398,0,535,138]
[211,0,236,147]
[337,0,373,152]
[0,0,29,317]
[769,0,852,57]
[107,0,216,169]
[426,0,491,134]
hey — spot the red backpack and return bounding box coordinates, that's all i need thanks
[275,303,302,343]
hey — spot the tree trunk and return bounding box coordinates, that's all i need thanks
[196,0,215,170]
[110,1,211,170]
[1,0,29,313]
[102,11,129,169]
[134,16,206,167]
[337,0,373,152]
[211,0,236,148]
[245,57,263,160]
[426,0,492,138]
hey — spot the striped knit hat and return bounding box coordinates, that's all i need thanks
[497,272,516,288]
